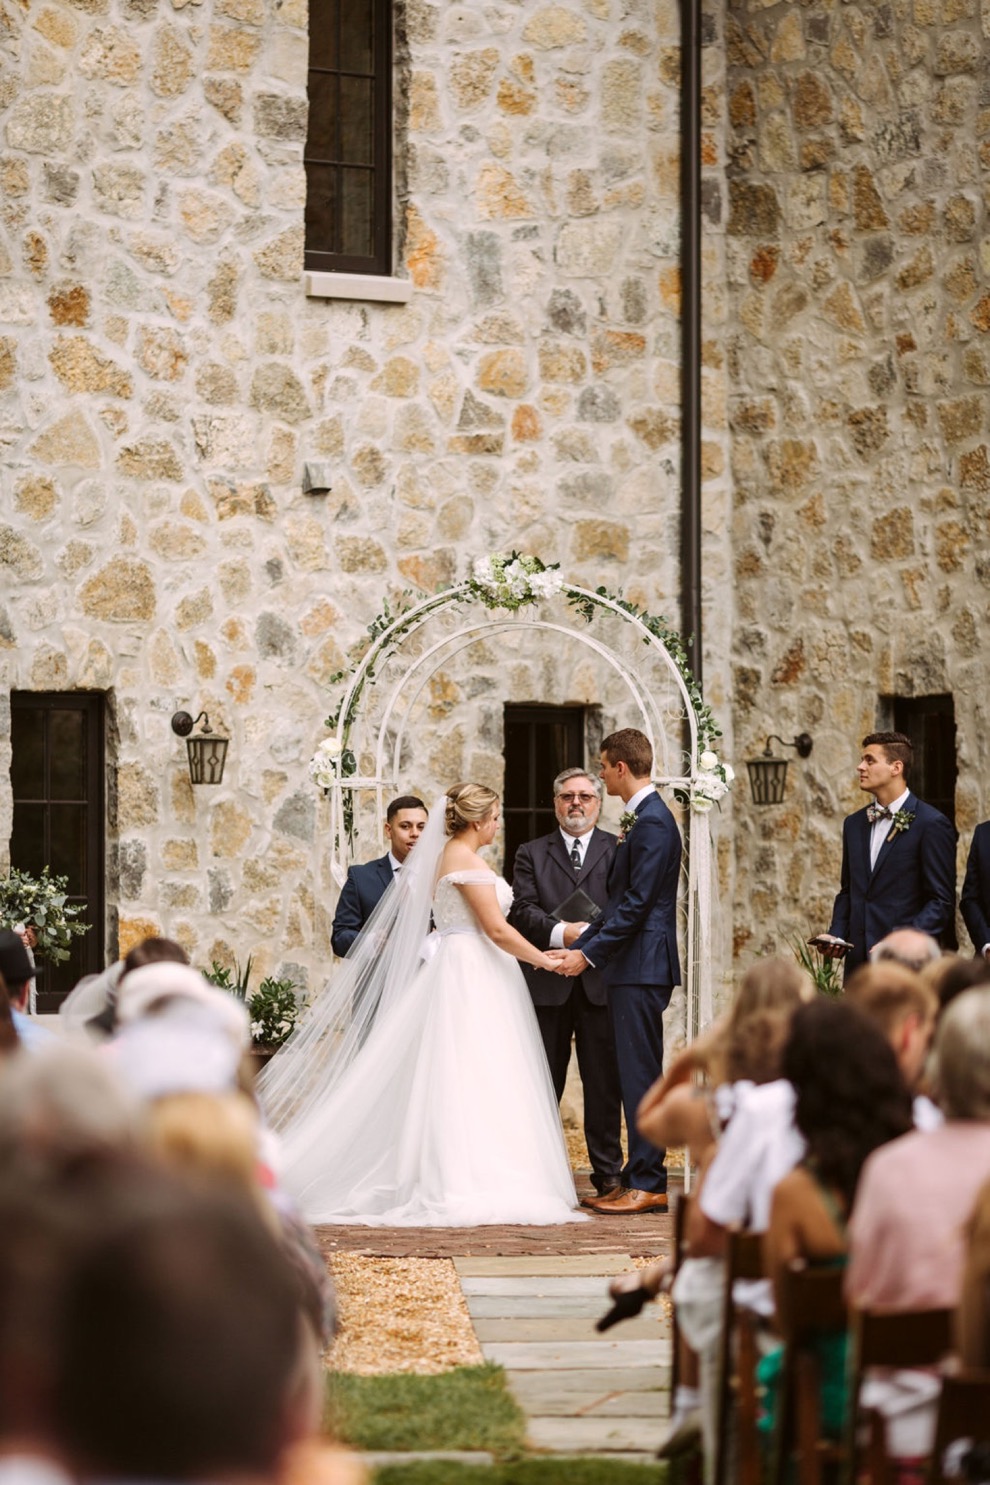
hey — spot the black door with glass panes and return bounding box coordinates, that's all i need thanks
[9,693,105,1009]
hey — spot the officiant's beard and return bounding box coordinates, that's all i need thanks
[557,804,598,836]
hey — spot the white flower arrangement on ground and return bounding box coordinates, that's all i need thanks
[676,750,735,814]
[468,553,563,611]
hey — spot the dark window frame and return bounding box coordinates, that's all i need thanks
[304,0,393,276]
[9,692,106,1010]
[503,704,589,883]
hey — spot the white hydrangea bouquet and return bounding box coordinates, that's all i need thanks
[675,749,735,814]
[468,553,563,611]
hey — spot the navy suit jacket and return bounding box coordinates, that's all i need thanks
[961,821,990,954]
[828,793,956,974]
[572,790,681,990]
[330,854,393,958]
[508,826,616,1007]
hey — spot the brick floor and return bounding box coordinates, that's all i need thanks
[314,1174,681,1259]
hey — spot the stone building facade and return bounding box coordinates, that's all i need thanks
[0,0,984,1010]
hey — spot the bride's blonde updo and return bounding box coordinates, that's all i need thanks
[445,782,499,837]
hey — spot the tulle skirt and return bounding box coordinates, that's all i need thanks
[276,932,584,1226]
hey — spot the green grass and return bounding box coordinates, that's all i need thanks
[325,1365,527,1455]
[372,1463,669,1485]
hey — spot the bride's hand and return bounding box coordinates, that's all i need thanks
[541,950,566,971]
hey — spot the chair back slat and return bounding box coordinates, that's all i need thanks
[853,1306,954,1370]
[930,1368,990,1485]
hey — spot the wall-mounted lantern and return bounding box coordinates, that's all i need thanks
[171,711,229,786]
[746,732,813,806]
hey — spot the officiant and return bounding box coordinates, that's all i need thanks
[509,768,623,1203]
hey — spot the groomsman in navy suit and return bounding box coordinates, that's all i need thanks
[330,795,428,957]
[509,767,623,1203]
[816,731,955,977]
[961,822,990,958]
[554,728,681,1215]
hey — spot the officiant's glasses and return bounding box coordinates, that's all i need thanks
[558,791,597,803]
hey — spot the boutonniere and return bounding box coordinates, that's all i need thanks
[618,810,637,842]
[889,810,915,838]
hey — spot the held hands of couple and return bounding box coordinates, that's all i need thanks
[549,947,590,977]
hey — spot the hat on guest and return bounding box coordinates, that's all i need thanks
[0,930,38,987]
[115,963,250,1052]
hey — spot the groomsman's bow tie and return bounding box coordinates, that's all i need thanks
[867,802,893,824]
[570,840,582,870]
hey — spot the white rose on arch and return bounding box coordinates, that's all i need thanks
[690,795,715,813]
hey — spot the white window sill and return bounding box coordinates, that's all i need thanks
[305,271,412,304]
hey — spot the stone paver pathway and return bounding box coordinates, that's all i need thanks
[455,1253,671,1463]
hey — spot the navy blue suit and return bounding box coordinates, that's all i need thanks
[509,827,622,1192]
[961,822,990,955]
[828,793,956,975]
[573,790,682,1194]
[330,854,393,958]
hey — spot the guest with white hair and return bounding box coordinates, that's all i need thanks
[868,928,942,974]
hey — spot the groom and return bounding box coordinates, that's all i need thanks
[554,728,681,1214]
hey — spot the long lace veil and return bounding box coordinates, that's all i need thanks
[257,795,448,1136]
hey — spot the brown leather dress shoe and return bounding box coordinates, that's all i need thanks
[592,1187,668,1215]
[580,1184,621,1209]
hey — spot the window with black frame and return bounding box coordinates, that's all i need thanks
[305,0,392,275]
[9,692,106,1009]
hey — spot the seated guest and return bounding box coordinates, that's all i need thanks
[330,796,428,958]
[760,1000,913,1441]
[958,1175,990,1367]
[845,961,940,1127]
[646,960,812,1461]
[869,928,942,973]
[0,974,18,1058]
[59,936,190,1043]
[53,1175,323,1485]
[0,933,53,1052]
[847,988,990,1461]
[925,953,990,1019]
[962,822,990,960]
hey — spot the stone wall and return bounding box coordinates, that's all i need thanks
[722,0,989,960]
[0,0,734,1006]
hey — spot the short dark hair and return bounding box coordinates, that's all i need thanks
[601,728,653,778]
[121,938,189,979]
[862,730,913,777]
[386,795,427,823]
[56,1179,301,1479]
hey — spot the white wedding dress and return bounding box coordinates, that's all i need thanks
[269,868,583,1226]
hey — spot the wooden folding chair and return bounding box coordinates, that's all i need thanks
[669,1192,692,1401]
[771,1261,848,1485]
[844,1306,954,1485]
[714,1227,766,1485]
[929,1368,990,1485]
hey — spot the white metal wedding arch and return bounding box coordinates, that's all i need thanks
[314,569,727,1038]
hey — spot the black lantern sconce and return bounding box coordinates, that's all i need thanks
[171,711,229,786]
[746,732,813,806]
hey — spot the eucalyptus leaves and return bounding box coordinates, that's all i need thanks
[0,867,89,963]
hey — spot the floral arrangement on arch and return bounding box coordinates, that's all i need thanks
[307,551,734,819]
[675,749,735,815]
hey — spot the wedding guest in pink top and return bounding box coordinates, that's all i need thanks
[846,987,990,1463]
[847,987,990,1311]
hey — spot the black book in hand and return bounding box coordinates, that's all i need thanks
[552,886,603,923]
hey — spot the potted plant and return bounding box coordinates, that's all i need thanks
[201,959,303,1065]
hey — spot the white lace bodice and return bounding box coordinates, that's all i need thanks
[433,871,513,931]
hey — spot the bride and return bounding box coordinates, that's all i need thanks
[258,783,585,1226]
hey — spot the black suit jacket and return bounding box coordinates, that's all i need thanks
[573,791,682,990]
[330,854,393,958]
[961,821,990,954]
[828,793,956,973]
[509,827,616,1006]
